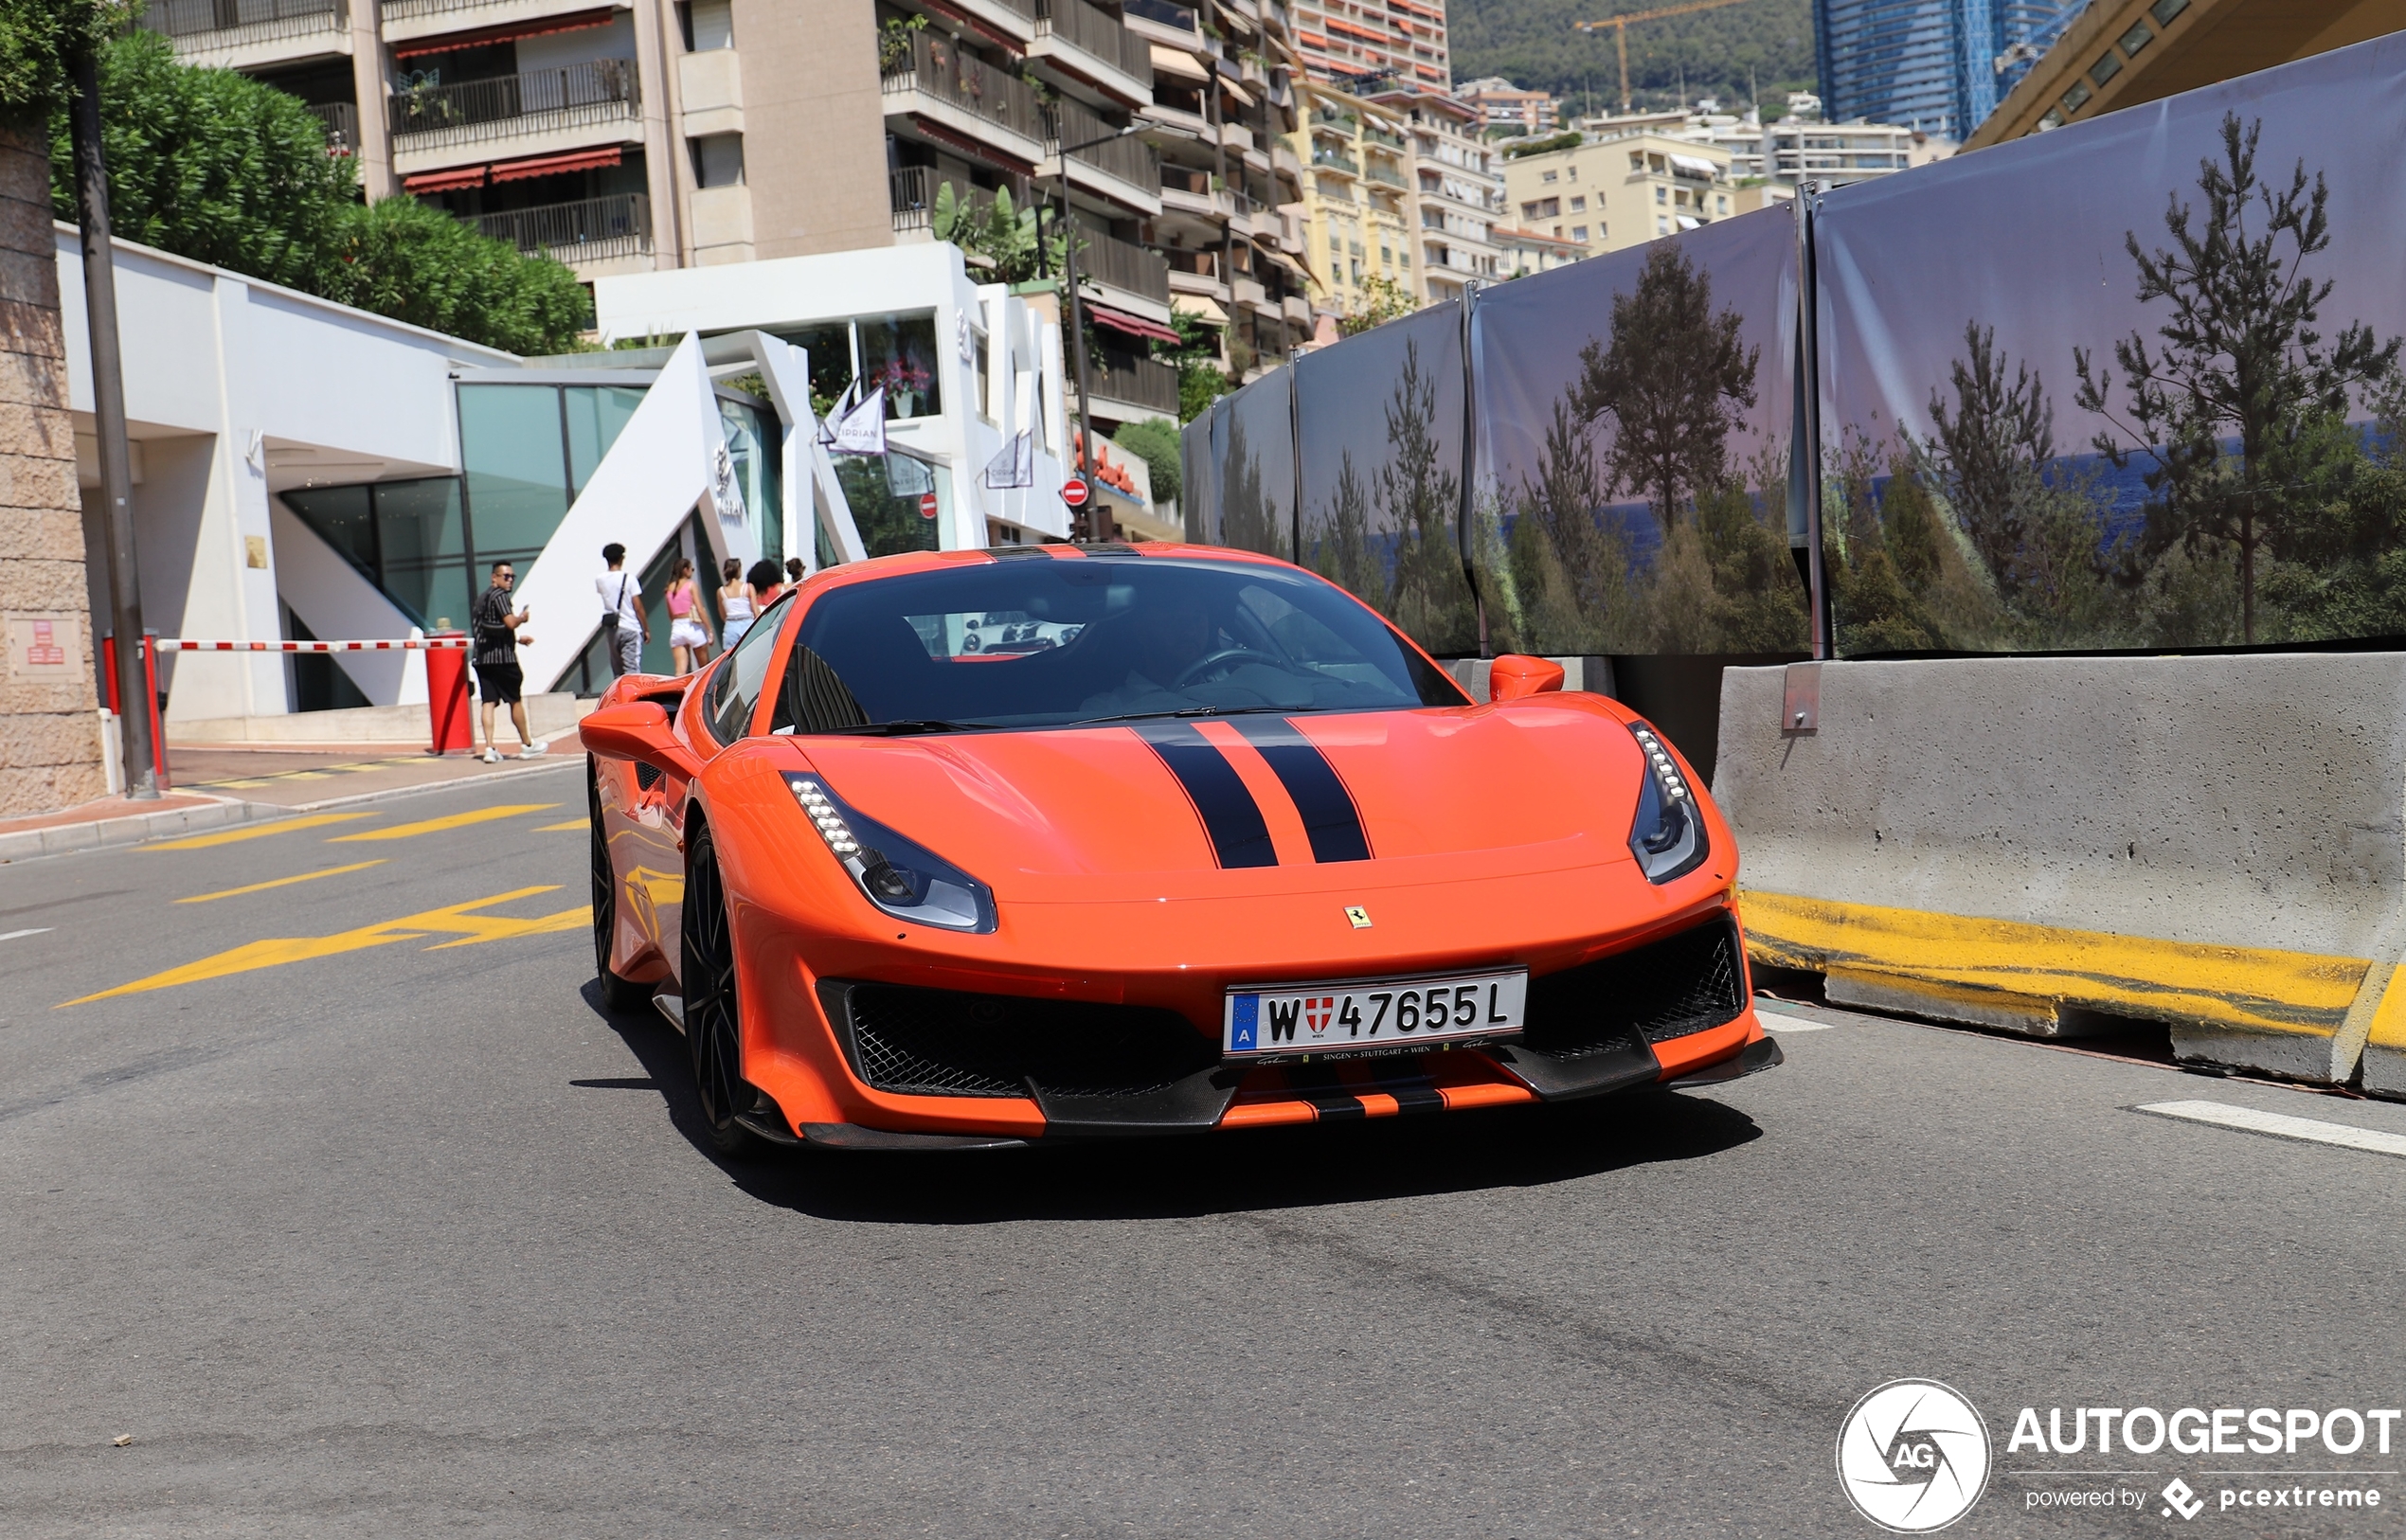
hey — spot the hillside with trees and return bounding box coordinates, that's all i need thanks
[1448,0,1816,118]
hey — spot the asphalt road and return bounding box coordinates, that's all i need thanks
[5,762,2405,1537]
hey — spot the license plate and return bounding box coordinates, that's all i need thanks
[1222,969,1529,1061]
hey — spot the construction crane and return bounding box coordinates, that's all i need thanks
[1574,0,1756,116]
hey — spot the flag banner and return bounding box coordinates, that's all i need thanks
[885,451,935,498]
[815,381,854,448]
[831,385,887,456]
[982,433,1034,490]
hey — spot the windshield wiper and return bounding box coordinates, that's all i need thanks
[1073,705,1300,727]
[832,719,1003,736]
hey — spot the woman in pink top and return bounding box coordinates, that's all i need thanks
[665,558,712,673]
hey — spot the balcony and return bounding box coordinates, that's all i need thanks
[1046,98,1160,214]
[1163,248,1228,299]
[387,61,640,167]
[1087,353,1179,417]
[136,0,347,68]
[1074,226,1172,309]
[1032,0,1151,104]
[1121,0,1201,44]
[380,0,617,45]
[889,168,999,235]
[882,32,1047,171]
[1310,146,1357,175]
[306,100,359,155]
[1363,160,1406,188]
[476,193,652,269]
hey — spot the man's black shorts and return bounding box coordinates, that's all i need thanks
[476,663,523,704]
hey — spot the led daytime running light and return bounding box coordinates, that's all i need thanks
[792,779,862,857]
[1630,725,1690,803]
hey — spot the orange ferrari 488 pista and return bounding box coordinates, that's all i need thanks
[581,542,1777,1155]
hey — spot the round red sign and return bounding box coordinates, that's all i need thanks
[917,492,938,519]
[1061,477,1090,509]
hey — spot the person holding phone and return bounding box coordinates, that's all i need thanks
[471,560,542,761]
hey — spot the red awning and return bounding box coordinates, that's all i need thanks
[402,164,490,193]
[391,8,616,56]
[1085,302,1182,346]
[490,146,621,182]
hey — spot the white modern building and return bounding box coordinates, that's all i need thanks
[63,231,1094,726]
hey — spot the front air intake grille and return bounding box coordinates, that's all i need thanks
[634,761,662,793]
[835,984,1218,1099]
[1519,917,1746,1061]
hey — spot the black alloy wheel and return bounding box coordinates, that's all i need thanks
[588,756,651,1012]
[680,822,770,1159]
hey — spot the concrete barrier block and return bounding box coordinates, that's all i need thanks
[1715,655,2406,1088]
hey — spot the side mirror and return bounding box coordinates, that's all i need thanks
[1488,654,1567,703]
[580,700,705,780]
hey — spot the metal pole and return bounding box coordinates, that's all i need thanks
[70,41,156,799]
[1062,188,1095,493]
[1790,181,1832,660]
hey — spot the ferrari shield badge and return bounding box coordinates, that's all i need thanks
[1344,906,1373,929]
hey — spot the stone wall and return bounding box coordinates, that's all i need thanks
[0,123,105,817]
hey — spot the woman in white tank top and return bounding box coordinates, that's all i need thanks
[717,558,757,651]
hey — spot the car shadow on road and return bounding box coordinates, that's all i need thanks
[581,984,1763,1225]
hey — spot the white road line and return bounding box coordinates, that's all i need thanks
[0,927,51,943]
[1756,1007,1836,1032]
[2134,1099,2406,1161]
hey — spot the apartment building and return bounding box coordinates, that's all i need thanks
[1493,224,1583,278]
[1372,85,1500,302]
[1288,0,1447,88]
[1499,132,1733,257]
[1573,99,1952,190]
[1286,81,1415,326]
[1458,76,1558,135]
[135,0,1311,403]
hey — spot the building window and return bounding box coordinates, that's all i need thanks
[2118,19,2152,54]
[678,0,733,49]
[2149,0,2189,23]
[1715,195,1728,213]
[2089,51,2122,86]
[1539,170,1556,183]
[2060,81,2092,113]
[1569,195,1586,211]
[1656,215,1668,234]
[691,133,745,188]
[1570,225,1587,241]
[1655,186,1667,204]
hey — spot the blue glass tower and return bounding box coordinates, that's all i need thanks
[1814,0,2082,137]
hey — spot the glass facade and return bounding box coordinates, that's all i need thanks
[834,451,944,559]
[1816,0,2082,137]
[772,313,942,422]
[282,476,474,633]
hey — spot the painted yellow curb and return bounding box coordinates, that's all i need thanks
[1738,889,2368,1040]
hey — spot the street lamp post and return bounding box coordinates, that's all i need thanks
[1047,123,1144,536]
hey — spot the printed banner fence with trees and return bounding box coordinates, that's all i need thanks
[1184,31,2406,663]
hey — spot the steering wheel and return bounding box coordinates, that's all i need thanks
[1176,647,1284,689]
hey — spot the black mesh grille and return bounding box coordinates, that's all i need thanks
[1519,918,1745,1060]
[840,985,1217,1099]
[634,761,662,793]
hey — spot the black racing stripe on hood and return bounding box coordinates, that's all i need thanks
[1227,717,1372,863]
[1134,723,1278,868]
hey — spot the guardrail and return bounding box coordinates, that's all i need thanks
[306,100,359,154]
[1074,225,1171,303]
[1122,0,1198,34]
[1090,353,1179,413]
[475,194,653,261]
[1049,98,1158,190]
[388,61,639,145]
[1036,0,1152,83]
[138,0,342,44]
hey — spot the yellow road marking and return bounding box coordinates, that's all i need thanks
[62,886,587,1005]
[1740,888,2368,1038]
[535,817,588,832]
[176,860,386,904]
[327,803,559,842]
[144,813,373,851]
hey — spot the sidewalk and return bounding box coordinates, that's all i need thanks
[0,727,586,862]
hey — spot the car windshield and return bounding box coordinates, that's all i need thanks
[781,554,1467,733]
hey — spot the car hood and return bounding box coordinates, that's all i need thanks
[786,701,1656,900]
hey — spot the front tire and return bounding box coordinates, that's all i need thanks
[680,821,771,1160]
[588,756,651,1013]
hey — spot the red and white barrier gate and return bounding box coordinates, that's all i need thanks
[144,633,477,755]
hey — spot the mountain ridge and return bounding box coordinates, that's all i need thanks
[1446,0,1818,119]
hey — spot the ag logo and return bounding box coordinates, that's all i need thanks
[1836,1379,1991,1532]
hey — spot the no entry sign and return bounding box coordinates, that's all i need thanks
[1061,478,1090,509]
[917,492,938,519]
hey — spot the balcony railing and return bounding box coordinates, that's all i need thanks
[139,0,343,47]
[388,61,640,147]
[1311,147,1358,173]
[882,32,1046,148]
[307,101,359,154]
[889,167,998,234]
[1035,0,1151,84]
[1074,225,1171,303]
[1363,162,1407,188]
[384,0,533,16]
[1048,98,1158,193]
[476,194,652,262]
[1122,0,1199,35]
[1089,353,1179,413]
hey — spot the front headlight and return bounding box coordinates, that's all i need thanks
[1625,720,1708,883]
[783,772,997,933]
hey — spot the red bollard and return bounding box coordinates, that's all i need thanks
[424,633,472,755]
[99,633,171,788]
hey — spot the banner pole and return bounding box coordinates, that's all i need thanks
[1459,281,1488,659]
[1791,182,1832,660]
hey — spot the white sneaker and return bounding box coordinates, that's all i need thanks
[481,747,500,763]
[516,743,546,760]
